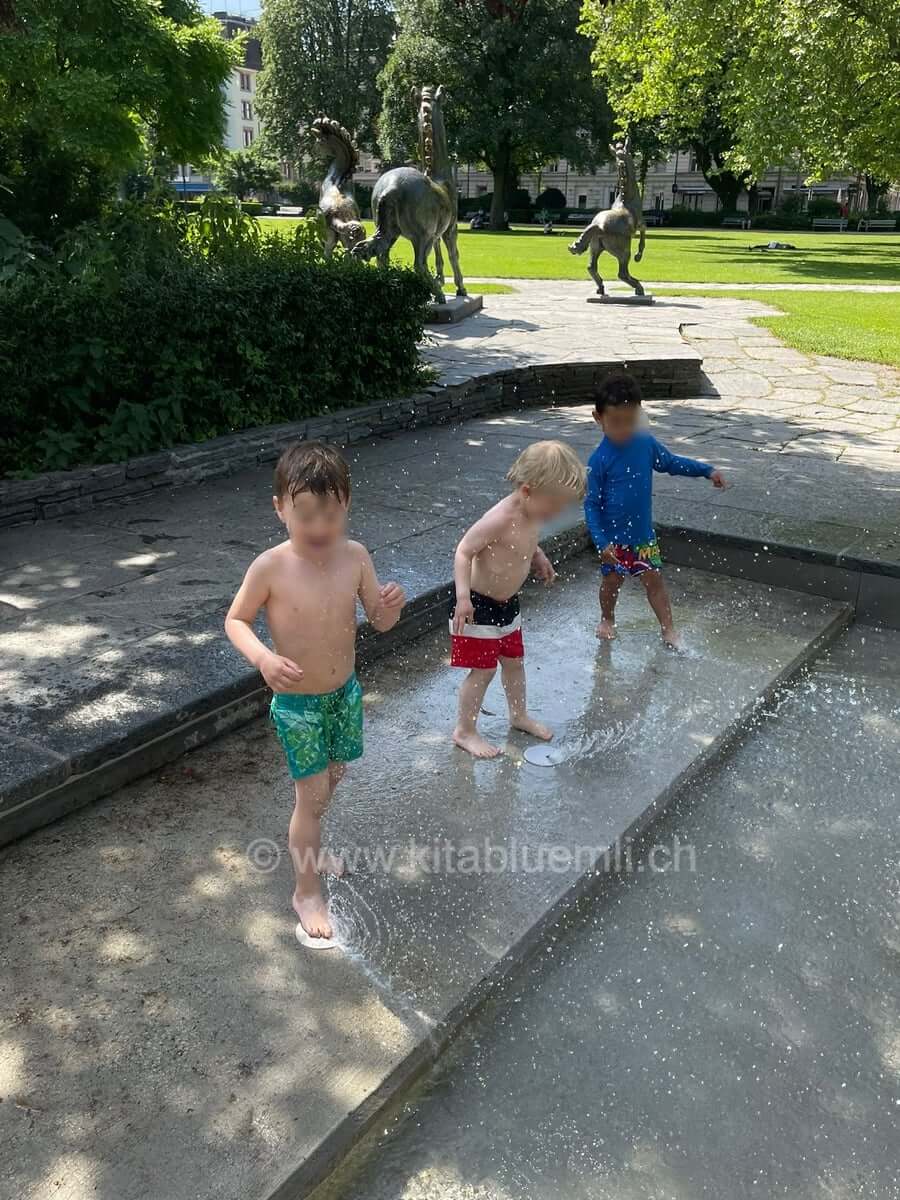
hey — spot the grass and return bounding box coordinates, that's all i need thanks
[657,289,900,368]
[261,219,900,286]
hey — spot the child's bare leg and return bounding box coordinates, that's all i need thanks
[453,666,501,758]
[317,762,346,878]
[641,570,679,647]
[501,656,552,741]
[289,769,334,938]
[598,573,623,639]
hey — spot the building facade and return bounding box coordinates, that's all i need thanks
[174,13,263,196]
[355,153,871,215]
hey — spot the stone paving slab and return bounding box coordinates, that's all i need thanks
[0,558,850,1200]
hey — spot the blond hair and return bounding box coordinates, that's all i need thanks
[506,440,587,498]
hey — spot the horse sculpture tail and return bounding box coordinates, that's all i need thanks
[310,116,359,192]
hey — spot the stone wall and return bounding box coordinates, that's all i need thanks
[0,357,701,527]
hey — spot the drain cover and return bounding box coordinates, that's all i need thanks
[523,744,566,767]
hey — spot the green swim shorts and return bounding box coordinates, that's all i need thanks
[269,673,364,780]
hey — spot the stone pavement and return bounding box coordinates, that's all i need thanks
[1,287,898,840]
[0,560,849,1200]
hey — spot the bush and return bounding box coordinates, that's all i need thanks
[807,197,841,218]
[0,211,432,476]
[278,180,319,208]
[666,205,724,227]
[535,187,567,211]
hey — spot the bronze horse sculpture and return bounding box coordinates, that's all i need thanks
[310,115,365,258]
[353,86,466,304]
[569,138,647,296]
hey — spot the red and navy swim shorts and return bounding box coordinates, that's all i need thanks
[449,588,524,669]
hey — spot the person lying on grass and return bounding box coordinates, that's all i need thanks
[584,373,727,648]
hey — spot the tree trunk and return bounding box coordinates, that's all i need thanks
[488,138,513,230]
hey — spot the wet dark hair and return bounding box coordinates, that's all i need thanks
[274,441,351,504]
[594,372,643,413]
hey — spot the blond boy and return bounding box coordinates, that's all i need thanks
[450,441,587,758]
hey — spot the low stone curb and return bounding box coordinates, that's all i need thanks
[0,358,701,527]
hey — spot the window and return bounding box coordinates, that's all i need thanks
[239,71,252,92]
[688,153,698,172]
[577,193,587,209]
[243,127,254,147]
[476,184,487,195]
[548,162,560,173]
[241,100,253,120]
[609,189,616,206]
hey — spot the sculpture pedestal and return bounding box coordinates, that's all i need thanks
[426,294,484,324]
[587,294,655,306]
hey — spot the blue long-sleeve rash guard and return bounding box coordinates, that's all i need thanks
[584,432,713,549]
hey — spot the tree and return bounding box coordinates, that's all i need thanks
[0,0,238,238]
[256,0,395,160]
[581,0,900,185]
[379,0,611,229]
[214,148,281,200]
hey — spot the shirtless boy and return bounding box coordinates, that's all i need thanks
[450,440,587,758]
[225,442,405,942]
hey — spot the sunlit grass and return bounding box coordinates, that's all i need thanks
[260,219,900,287]
[656,288,900,368]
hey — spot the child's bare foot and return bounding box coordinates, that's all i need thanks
[596,619,617,640]
[317,850,345,878]
[293,889,333,939]
[453,727,502,758]
[511,715,553,741]
[661,627,682,650]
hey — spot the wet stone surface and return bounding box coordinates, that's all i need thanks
[0,559,846,1200]
[319,625,900,1200]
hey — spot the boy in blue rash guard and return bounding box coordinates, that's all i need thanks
[584,373,727,647]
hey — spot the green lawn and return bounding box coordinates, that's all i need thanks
[262,219,900,286]
[656,289,900,368]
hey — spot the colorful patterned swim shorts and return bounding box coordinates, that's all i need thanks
[601,538,663,577]
[269,674,363,780]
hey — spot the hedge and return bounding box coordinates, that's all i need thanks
[0,245,433,476]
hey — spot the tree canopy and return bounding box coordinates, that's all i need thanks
[0,0,238,237]
[581,0,900,184]
[214,147,282,201]
[256,0,395,159]
[379,0,611,228]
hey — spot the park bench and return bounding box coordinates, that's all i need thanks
[857,218,897,232]
[643,211,666,227]
[812,218,848,231]
[566,212,593,225]
[722,215,751,229]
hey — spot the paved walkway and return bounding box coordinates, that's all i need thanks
[1,287,897,823]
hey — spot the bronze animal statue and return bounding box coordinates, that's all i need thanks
[569,138,647,296]
[311,116,365,258]
[353,85,466,304]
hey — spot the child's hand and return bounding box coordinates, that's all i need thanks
[533,553,557,585]
[710,469,728,489]
[379,581,406,611]
[600,544,621,567]
[452,595,475,634]
[260,651,304,692]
